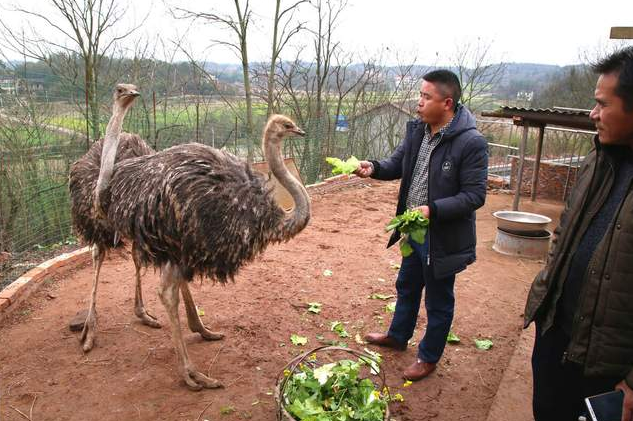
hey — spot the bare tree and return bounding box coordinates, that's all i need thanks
[451,38,506,112]
[534,65,597,110]
[329,51,372,156]
[171,1,256,161]
[266,0,308,117]
[311,0,346,121]
[296,0,346,182]
[0,0,143,143]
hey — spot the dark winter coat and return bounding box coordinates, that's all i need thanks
[370,105,488,279]
[524,137,633,387]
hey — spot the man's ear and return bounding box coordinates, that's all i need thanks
[445,97,454,111]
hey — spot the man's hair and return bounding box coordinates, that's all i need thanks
[422,69,462,110]
[592,46,633,112]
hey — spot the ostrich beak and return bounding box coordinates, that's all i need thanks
[292,127,306,137]
[128,90,140,97]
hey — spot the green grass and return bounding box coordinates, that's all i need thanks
[0,125,74,147]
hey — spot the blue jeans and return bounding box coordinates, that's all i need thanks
[387,235,456,363]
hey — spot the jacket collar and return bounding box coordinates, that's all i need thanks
[410,104,476,140]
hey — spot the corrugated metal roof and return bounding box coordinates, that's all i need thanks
[497,106,590,117]
[481,106,594,131]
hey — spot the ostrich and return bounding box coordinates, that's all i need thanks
[69,84,160,352]
[103,114,309,389]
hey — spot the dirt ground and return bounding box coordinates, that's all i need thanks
[0,180,563,421]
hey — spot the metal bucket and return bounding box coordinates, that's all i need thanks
[492,228,551,260]
[492,211,552,235]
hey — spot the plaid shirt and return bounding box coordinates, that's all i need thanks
[406,116,455,209]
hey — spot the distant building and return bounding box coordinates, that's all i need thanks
[0,77,45,94]
[346,102,416,159]
[0,78,14,93]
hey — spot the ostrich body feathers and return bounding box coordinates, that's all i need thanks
[69,133,154,249]
[107,143,289,283]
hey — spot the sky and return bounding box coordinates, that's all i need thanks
[1,0,632,67]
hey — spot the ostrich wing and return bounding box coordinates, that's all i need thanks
[108,143,285,282]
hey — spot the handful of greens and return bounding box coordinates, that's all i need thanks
[282,358,388,421]
[385,209,429,257]
[325,156,360,175]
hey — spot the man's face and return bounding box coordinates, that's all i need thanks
[417,80,453,126]
[590,73,633,146]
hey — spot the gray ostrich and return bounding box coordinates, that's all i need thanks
[102,114,309,389]
[69,84,160,352]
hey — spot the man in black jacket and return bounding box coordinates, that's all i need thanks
[524,47,633,421]
[355,70,488,381]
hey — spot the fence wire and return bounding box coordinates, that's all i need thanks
[0,87,595,289]
[0,89,409,288]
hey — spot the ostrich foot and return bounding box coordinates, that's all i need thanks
[182,367,223,391]
[80,309,97,352]
[193,327,224,341]
[134,308,161,328]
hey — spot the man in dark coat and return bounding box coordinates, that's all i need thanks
[524,46,633,421]
[355,69,488,381]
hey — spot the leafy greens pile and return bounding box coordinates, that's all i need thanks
[385,209,429,257]
[325,156,360,175]
[283,358,387,421]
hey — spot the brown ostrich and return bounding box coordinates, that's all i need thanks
[69,84,160,352]
[102,114,309,389]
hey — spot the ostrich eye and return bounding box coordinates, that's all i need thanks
[284,123,292,129]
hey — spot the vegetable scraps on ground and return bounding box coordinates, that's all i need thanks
[474,338,494,350]
[446,331,461,344]
[325,156,360,175]
[282,357,389,421]
[385,209,430,257]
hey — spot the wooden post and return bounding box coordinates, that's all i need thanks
[530,125,545,201]
[513,123,530,211]
[195,102,200,143]
[610,27,633,39]
[152,91,157,148]
[84,79,90,151]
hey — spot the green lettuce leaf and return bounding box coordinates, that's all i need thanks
[325,156,360,175]
[291,334,308,346]
[475,338,493,350]
[446,331,461,344]
[399,238,413,257]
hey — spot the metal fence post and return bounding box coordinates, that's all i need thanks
[513,123,530,211]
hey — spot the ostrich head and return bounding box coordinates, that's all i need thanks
[263,114,305,147]
[112,83,140,109]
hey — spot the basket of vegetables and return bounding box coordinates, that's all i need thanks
[274,345,390,421]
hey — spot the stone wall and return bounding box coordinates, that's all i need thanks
[510,156,579,201]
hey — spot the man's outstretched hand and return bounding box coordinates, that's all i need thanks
[355,161,373,178]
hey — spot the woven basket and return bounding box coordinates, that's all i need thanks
[274,345,390,421]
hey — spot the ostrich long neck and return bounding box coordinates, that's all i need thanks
[95,101,130,199]
[264,130,310,240]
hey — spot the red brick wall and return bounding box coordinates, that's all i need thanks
[509,156,579,201]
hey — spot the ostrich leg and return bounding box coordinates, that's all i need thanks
[180,282,223,340]
[81,244,105,352]
[158,262,222,390]
[132,245,161,328]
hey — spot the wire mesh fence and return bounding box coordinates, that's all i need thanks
[0,87,413,288]
[0,85,595,289]
[477,119,595,201]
